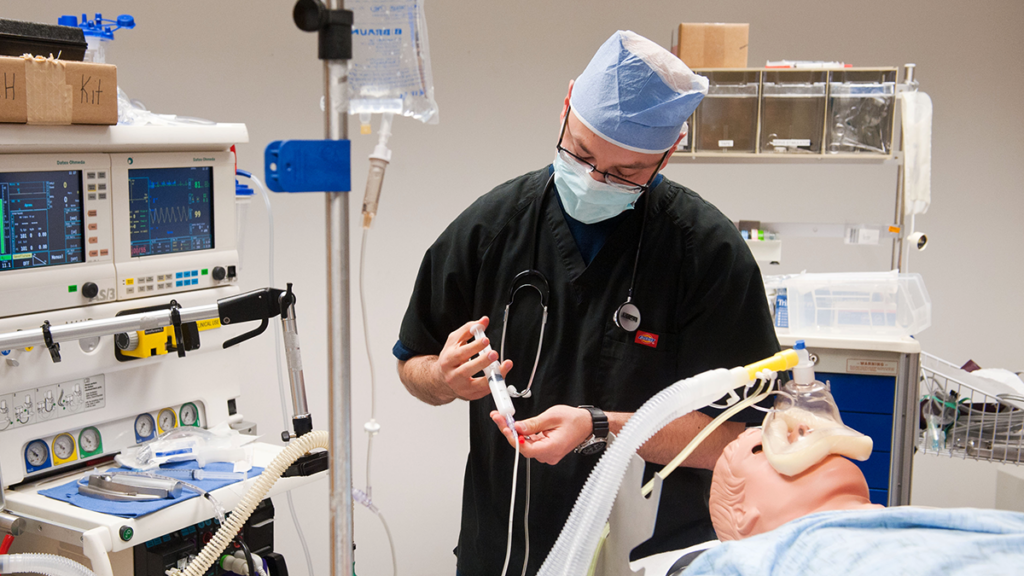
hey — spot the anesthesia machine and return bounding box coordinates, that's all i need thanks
[0,123,324,576]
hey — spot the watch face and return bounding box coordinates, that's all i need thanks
[579,439,606,455]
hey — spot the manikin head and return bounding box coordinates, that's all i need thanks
[709,428,882,541]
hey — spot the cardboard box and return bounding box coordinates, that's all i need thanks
[676,23,749,68]
[0,55,116,125]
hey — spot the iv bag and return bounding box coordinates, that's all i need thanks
[348,0,440,124]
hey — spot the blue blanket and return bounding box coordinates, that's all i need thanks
[683,507,1024,576]
[40,461,264,518]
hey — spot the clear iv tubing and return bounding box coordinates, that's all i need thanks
[358,225,398,576]
[356,112,399,575]
[500,437,521,576]
[238,171,316,576]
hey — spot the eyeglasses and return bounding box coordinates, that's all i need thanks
[556,105,668,193]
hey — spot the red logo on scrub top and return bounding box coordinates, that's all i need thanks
[635,331,658,349]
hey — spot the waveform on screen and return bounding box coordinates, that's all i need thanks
[150,206,190,225]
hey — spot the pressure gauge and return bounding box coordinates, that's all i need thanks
[52,433,76,461]
[25,439,49,468]
[179,403,199,427]
[158,408,177,433]
[135,413,156,442]
[79,427,102,455]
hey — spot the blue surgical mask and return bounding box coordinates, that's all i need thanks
[553,153,644,224]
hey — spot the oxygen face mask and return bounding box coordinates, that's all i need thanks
[761,341,873,476]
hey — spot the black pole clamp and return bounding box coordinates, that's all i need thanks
[41,320,61,363]
[169,300,187,358]
[293,0,353,61]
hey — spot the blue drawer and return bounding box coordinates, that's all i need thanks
[869,489,888,506]
[819,372,896,415]
[839,411,893,451]
[852,451,891,489]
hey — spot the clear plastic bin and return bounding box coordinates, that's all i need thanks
[695,71,760,153]
[760,70,827,154]
[782,271,931,336]
[827,70,897,154]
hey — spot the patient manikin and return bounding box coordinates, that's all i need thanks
[708,427,880,540]
[679,428,1024,575]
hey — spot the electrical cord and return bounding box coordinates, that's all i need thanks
[237,537,256,576]
[238,171,316,576]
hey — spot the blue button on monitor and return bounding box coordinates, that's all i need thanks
[191,270,198,277]
[191,279,198,285]
[176,281,182,287]
[176,272,183,279]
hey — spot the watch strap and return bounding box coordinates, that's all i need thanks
[578,405,608,439]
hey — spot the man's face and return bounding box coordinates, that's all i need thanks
[560,109,666,187]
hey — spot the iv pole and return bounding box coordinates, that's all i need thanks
[321,1,355,574]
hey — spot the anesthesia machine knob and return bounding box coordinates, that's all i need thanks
[115,332,139,352]
[82,282,99,298]
[212,266,227,281]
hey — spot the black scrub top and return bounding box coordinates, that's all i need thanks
[397,167,779,576]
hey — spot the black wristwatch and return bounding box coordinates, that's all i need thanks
[574,405,609,455]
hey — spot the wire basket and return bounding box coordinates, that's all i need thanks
[918,353,1024,464]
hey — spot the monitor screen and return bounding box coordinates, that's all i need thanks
[129,166,214,258]
[0,170,85,272]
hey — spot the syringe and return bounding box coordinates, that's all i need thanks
[470,325,517,439]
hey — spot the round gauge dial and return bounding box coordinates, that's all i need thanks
[158,408,177,433]
[79,427,101,453]
[26,439,49,467]
[179,403,199,427]
[52,433,75,460]
[135,413,155,438]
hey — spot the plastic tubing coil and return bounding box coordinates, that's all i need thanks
[536,367,750,576]
[0,553,96,576]
[169,430,329,576]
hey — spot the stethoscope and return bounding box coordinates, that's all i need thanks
[500,174,647,399]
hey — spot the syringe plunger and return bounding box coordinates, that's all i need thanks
[471,325,515,420]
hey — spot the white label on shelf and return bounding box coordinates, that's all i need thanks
[771,138,812,147]
[845,227,881,245]
[847,358,898,376]
[718,139,735,148]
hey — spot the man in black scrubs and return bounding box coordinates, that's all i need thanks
[394,30,779,575]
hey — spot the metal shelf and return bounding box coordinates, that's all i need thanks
[670,151,901,165]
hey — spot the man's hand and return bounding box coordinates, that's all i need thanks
[490,405,592,465]
[398,317,513,405]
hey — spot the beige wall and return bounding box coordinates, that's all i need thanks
[6,1,1023,574]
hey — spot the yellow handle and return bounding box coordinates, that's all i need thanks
[744,349,799,380]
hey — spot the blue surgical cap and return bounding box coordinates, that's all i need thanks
[570,31,708,154]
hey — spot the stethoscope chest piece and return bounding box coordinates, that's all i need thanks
[614,301,642,333]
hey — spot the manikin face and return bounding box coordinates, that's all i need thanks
[711,428,876,540]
